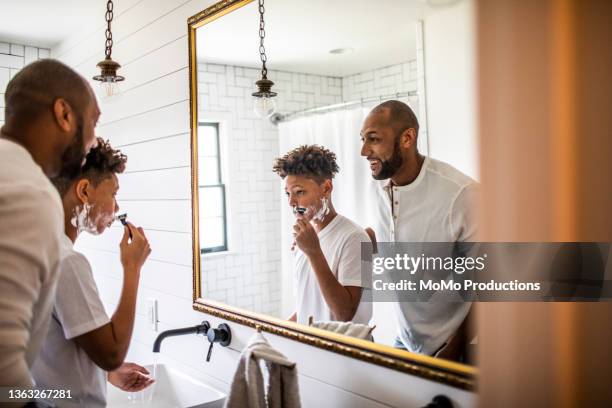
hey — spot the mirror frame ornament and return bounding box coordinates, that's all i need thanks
[188,0,476,391]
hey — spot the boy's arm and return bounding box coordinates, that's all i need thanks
[294,219,361,321]
[73,268,140,371]
[74,224,150,371]
[306,251,362,321]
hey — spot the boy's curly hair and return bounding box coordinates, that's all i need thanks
[272,145,339,183]
[52,137,127,196]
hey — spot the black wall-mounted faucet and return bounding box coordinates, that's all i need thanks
[152,321,210,353]
[205,323,232,362]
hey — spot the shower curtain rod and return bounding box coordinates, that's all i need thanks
[273,90,417,124]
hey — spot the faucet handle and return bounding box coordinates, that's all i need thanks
[205,323,232,362]
[207,323,231,346]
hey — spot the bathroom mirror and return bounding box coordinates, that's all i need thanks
[189,0,476,389]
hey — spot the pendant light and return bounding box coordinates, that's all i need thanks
[92,0,124,98]
[252,0,277,118]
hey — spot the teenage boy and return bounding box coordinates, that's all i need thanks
[32,138,153,407]
[273,145,372,325]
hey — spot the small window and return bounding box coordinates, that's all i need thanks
[198,123,227,253]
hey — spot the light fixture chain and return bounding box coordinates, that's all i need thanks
[104,0,114,59]
[258,0,267,78]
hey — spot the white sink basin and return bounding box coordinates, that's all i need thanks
[106,363,226,408]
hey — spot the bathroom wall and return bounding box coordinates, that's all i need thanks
[342,60,417,102]
[197,60,417,318]
[52,0,475,406]
[0,41,50,126]
[423,0,478,179]
[197,62,342,317]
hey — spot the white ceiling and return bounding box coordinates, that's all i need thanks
[196,0,427,77]
[0,0,107,49]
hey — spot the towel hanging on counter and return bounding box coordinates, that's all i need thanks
[225,332,301,408]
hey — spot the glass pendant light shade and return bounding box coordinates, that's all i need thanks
[253,94,277,118]
[98,79,123,98]
[94,57,124,98]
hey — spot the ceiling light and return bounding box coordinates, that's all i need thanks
[92,0,124,98]
[252,0,277,118]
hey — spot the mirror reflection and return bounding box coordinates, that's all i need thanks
[195,0,476,364]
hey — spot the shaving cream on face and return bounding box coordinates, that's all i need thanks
[71,203,104,235]
[312,197,330,222]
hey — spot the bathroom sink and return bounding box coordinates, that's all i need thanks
[106,363,226,408]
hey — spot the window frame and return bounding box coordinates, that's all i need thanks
[197,122,228,254]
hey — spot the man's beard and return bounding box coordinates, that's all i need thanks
[372,135,404,180]
[58,118,86,180]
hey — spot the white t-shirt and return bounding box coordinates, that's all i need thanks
[293,214,372,325]
[32,234,111,408]
[372,156,478,355]
[0,138,64,387]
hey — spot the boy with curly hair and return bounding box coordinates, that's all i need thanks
[273,145,372,324]
[32,138,153,407]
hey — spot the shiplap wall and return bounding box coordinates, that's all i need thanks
[51,0,475,406]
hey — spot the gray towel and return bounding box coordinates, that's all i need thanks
[224,333,301,408]
[308,319,375,341]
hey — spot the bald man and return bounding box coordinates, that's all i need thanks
[0,59,99,388]
[360,100,477,361]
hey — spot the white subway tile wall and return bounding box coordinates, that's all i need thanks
[342,61,418,102]
[197,63,343,317]
[0,42,51,125]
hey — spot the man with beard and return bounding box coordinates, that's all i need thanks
[360,100,477,361]
[0,59,99,389]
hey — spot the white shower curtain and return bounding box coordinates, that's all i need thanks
[278,106,380,226]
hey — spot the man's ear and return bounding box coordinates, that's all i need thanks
[400,128,417,149]
[52,98,76,133]
[74,179,91,204]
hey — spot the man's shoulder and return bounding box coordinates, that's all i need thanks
[0,150,62,211]
[4,183,63,227]
[422,158,478,204]
[0,180,63,250]
[426,157,477,188]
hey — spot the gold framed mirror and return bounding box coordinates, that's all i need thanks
[189,0,476,390]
